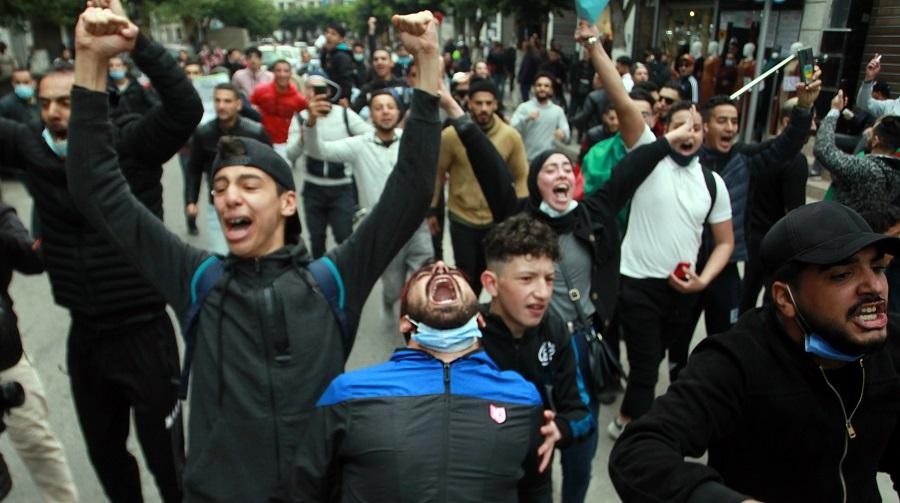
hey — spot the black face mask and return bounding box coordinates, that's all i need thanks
[670,151,697,167]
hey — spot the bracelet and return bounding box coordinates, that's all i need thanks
[584,36,598,48]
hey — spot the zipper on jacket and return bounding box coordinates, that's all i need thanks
[256,267,283,482]
[441,361,450,501]
[818,360,865,503]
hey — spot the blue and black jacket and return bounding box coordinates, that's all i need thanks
[291,348,550,502]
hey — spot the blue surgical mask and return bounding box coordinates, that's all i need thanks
[407,314,481,353]
[396,55,412,66]
[353,53,365,62]
[110,69,127,81]
[786,287,863,362]
[42,128,67,159]
[13,85,34,100]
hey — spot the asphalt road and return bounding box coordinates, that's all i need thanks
[2,156,897,502]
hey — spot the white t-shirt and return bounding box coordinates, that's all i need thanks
[620,156,731,279]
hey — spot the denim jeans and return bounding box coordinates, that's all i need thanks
[560,327,600,503]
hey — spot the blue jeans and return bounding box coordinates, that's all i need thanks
[560,328,600,503]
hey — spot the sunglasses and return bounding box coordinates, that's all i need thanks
[660,96,677,105]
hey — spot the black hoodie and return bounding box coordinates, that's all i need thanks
[68,85,441,501]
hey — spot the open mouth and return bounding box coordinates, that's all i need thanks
[427,276,459,304]
[223,216,253,242]
[552,183,570,196]
[719,135,734,149]
[678,141,695,154]
[851,301,888,330]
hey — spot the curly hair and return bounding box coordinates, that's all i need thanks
[483,214,560,270]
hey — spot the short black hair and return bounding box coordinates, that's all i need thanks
[873,81,892,99]
[245,47,262,59]
[666,100,696,123]
[701,94,738,122]
[766,260,806,299]
[213,83,240,100]
[483,214,560,267]
[856,201,900,234]
[616,55,633,67]
[630,88,656,108]
[661,80,681,93]
[326,22,347,38]
[874,115,900,151]
[634,80,659,94]
[468,77,499,100]
[272,59,292,71]
[352,41,364,49]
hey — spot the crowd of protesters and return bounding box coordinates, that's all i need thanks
[0,0,899,502]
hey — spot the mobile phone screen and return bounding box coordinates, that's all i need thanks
[314,84,328,96]
[797,47,814,84]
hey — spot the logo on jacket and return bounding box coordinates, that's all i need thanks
[489,404,507,424]
[538,341,556,367]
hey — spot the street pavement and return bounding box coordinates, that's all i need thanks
[2,155,897,502]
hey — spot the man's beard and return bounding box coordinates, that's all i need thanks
[405,297,479,330]
[799,295,888,356]
[374,121,398,134]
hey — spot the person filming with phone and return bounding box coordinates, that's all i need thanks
[287,73,372,258]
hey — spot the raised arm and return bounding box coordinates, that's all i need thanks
[67,5,207,314]
[814,91,877,182]
[856,54,893,118]
[115,28,202,164]
[327,11,442,336]
[303,99,362,164]
[575,21,643,148]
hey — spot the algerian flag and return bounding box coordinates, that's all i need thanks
[575,0,609,22]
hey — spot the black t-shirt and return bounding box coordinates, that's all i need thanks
[748,151,808,233]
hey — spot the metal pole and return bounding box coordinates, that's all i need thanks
[743,0,772,143]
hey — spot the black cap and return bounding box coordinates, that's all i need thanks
[760,202,900,273]
[211,136,301,244]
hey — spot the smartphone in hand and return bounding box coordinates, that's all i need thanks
[797,47,815,84]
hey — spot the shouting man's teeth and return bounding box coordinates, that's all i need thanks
[857,304,881,322]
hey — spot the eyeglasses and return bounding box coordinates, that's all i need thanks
[660,96,677,105]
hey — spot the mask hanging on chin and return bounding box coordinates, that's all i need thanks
[406,314,481,353]
[785,286,863,363]
[42,128,67,159]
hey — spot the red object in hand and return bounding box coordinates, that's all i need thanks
[673,262,691,280]
[433,11,444,24]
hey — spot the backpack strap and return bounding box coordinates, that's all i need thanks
[701,166,718,224]
[342,106,351,137]
[306,256,354,359]
[177,255,225,400]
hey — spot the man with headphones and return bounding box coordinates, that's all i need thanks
[609,202,900,503]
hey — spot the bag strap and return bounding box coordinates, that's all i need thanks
[556,260,596,340]
[306,256,353,358]
[701,166,718,224]
[342,106,351,137]
[178,255,225,399]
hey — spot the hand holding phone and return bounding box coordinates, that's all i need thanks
[313,84,328,96]
[797,47,814,85]
[673,262,691,281]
